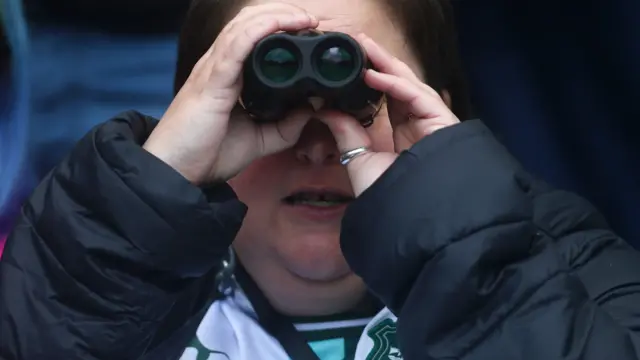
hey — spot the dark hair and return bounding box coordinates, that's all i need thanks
[174,0,473,120]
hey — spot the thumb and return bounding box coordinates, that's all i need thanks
[258,107,313,157]
[316,111,396,197]
[315,110,372,153]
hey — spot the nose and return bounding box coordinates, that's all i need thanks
[294,119,339,165]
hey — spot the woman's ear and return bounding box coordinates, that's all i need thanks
[441,89,452,109]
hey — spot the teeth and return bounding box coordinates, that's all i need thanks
[285,192,352,205]
[295,193,322,201]
[323,194,344,202]
[297,199,343,207]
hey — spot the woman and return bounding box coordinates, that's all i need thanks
[1,0,639,359]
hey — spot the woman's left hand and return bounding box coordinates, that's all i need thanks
[318,34,460,196]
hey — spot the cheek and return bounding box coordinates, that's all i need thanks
[229,153,291,207]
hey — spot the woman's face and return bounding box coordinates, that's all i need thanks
[230,0,421,285]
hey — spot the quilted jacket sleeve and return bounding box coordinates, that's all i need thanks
[341,120,640,360]
[0,111,247,360]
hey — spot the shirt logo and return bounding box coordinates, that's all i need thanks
[366,319,403,360]
[181,337,230,360]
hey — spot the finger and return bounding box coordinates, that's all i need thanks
[315,111,373,154]
[189,44,216,82]
[357,34,422,84]
[230,10,319,57]
[365,70,445,119]
[208,12,319,88]
[359,33,442,100]
[221,3,319,62]
[258,108,313,156]
[316,111,396,197]
[231,3,313,25]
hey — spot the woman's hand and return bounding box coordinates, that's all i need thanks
[143,4,318,185]
[319,34,460,196]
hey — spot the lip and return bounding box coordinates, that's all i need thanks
[282,202,350,222]
[283,186,354,199]
[282,186,354,222]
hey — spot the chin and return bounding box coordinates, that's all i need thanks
[288,259,353,282]
[278,233,352,282]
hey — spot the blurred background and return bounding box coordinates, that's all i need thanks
[0,0,187,254]
[1,0,639,256]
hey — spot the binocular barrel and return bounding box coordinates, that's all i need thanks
[240,30,384,126]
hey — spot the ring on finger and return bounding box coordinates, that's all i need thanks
[340,146,370,165]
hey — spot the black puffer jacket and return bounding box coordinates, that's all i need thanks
[1,111,639,359]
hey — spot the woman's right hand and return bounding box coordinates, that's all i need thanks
[143,3,319,185]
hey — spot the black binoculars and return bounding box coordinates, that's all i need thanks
[240,30,384,127]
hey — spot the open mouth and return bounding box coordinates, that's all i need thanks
[283,190,354,207]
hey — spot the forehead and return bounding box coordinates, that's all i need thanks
[245,0,421,77]
[250,0,393,34]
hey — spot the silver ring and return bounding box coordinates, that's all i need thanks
[339,146,369,165]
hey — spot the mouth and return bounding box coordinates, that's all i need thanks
[282,189,354,207]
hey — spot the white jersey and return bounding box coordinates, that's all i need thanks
[178,289,403,360]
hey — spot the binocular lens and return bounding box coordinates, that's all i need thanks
[317,46,355,82]
[259,45,356,83]
[260,48,299,83]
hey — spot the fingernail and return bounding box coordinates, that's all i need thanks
[365,37,376,47]
[307,97,325,112]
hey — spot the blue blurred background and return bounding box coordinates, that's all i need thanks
[0,0,183,251]
[1,0,639,255]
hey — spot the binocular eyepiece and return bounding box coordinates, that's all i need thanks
[240,30,384,127]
